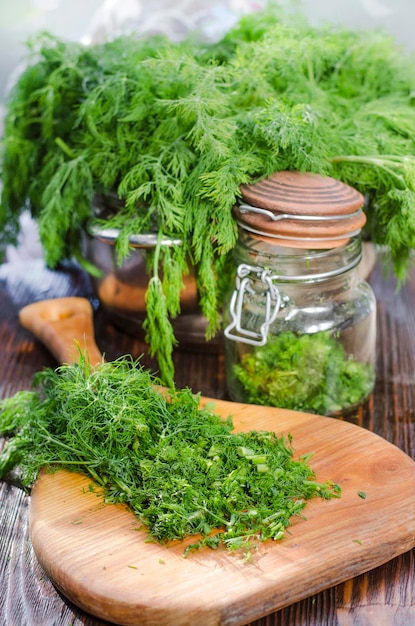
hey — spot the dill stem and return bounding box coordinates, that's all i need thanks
[35,426,86,456]
[152,228,164,279]
[198,504,229,528]
[55,137,77,159]
[329,154,407,187]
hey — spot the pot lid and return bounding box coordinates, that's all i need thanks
[235,171,366,248]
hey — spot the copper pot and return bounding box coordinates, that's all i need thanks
[82,224,219,350]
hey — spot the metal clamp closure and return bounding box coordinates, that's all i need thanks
[224,264,281,346]
[238,203,363,222]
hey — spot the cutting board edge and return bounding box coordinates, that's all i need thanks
[29,533,415,626]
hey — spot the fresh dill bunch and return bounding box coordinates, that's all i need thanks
[1,7,415,380]
[0,353,341,554]
[143,274,177,388]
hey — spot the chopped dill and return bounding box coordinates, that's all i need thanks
[230,331,375,415]
[0,353,341,555]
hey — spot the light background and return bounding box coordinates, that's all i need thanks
[1,0,414,106]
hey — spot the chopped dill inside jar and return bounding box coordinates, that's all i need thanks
[0,352,341,555]
[232,331,375,415]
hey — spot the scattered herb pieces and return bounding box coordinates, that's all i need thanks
[0,353,341,555]
[230,331,375,415]
[1,7,415,381]
[358,491,367,499]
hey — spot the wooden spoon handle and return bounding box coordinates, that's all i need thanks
[19,297,103,366]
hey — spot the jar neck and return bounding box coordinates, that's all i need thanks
[233,228,363,283]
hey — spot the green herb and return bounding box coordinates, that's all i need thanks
[231,331,375,415]
[0,352,340,555]
[2,7,415,382]
[358,491,367,499]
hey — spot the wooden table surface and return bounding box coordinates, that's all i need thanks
[1,252,415,626]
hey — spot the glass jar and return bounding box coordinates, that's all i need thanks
[223,171,377,416]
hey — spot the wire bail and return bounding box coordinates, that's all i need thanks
[224,264,281,345]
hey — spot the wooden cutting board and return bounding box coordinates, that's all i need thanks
[29,399,415,626]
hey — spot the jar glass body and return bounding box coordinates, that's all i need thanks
[223,230,377,416]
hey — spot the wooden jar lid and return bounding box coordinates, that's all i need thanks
[235,171,366,248]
